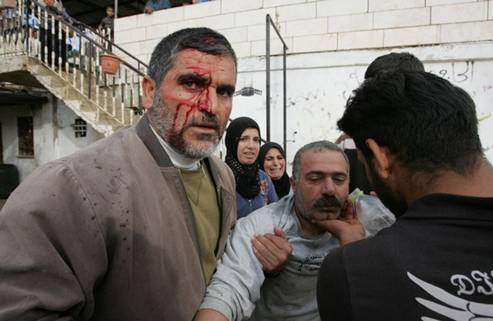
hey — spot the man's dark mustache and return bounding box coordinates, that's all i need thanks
[313,196,343,209]
[188,114,220,131]
[188,122,220,130]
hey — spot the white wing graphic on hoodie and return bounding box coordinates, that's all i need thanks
[407,272,493,321]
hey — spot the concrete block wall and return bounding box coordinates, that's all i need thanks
[115,0,493,62]
[114,0,493,164]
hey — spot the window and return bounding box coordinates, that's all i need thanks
[18,117,34,157]
[72,118,87,138]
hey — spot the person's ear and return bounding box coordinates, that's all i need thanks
[142,75,156,110]
[290,176,297,193]
[365,138,393,180]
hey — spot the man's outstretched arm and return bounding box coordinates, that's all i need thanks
[194,209,278,321]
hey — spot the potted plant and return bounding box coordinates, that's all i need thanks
[100,53,121,75]
[0,0,17,9]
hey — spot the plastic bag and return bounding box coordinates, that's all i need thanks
[349,188,396,237]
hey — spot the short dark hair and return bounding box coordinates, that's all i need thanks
[292,141,349,180]
[148,28,237,88]
[365,52,424,79]
[337,70,483,175]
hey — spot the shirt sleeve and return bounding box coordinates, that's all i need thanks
[357,194,396,237]
[199,209,275,321]
[0,162,107,320]
[317,247,353,321]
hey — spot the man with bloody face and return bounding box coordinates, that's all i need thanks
[142,33,237,160]
[0,28,239,320]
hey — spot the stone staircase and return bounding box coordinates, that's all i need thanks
[0,0,147,137]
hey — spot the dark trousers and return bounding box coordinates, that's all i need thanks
[39,27,66,68]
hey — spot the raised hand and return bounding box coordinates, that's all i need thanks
[311,199,365,245]
[252,227,293,274]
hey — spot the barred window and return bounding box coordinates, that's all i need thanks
[72,118,87,138]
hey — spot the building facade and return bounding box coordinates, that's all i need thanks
[1,0,492,189]
[115,0,493,165]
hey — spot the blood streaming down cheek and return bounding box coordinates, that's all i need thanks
[173,88,211,129]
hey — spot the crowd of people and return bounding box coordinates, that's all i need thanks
[1,0,216,64]
[0,26,492,321]
[0,0,112,68]
[1,0,216,66]
[144,0,212,14]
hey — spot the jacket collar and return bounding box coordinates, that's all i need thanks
[136,115,227,188]
[135,115,174,168]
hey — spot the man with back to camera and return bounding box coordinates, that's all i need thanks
[317,70,493,320]
[337,51,425,194]
[194,141,395,321]
[0,27,238,320]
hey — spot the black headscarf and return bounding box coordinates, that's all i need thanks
[259,142,291,198]
[225,117,261,199]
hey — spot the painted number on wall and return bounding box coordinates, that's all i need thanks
[428,61,474,84]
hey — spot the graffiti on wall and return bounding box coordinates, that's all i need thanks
[337,60,493,161]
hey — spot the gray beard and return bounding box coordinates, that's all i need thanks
[148,94,220,160]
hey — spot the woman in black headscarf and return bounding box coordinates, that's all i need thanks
[225,117,278,219]
[258,142,291,199]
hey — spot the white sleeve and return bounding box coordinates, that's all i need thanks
[357,194,396,237]
[200,208,275,321]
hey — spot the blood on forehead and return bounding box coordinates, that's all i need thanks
[162,49,234,130]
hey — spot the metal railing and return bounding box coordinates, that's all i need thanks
[265,14,288,155]
[0,0,147,127]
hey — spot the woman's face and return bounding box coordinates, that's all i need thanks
[263,148,286,180]
[236,128,260,165]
